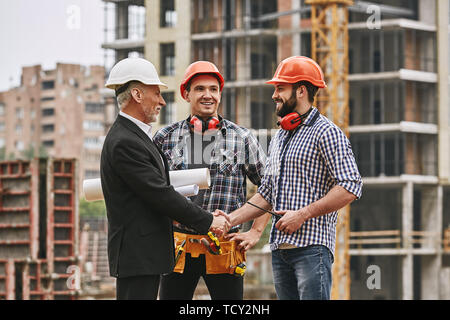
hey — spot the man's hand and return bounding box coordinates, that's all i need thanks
[225,229,262,252]
[275,208,309,235]
[210,210,231,236]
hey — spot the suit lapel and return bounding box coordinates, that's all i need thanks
[117,116,169,182]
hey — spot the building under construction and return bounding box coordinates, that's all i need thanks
[0,158,80,299]
[102,0,450,299]
[0,64,107,192]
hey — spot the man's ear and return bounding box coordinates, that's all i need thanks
[296,86,304,98]
[184,90,191,103]
[297,85,308,101]
[131,87,143,103]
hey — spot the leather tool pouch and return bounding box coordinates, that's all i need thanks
[173,231,246,275]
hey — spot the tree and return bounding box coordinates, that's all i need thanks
[38,145,48,158]
[21,143,35,160]
[79,198,106,217]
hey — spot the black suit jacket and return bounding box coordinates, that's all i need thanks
[100,115,213,278]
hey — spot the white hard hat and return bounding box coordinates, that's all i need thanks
[105,58,168,93]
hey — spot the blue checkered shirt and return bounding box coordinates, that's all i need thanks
[154,119,266,233]
[258,107,363,254]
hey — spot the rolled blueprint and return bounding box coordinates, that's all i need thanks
[83,168,209,202]
[174,184,199,197]
[83,179,104,202]
[169,168,210,190]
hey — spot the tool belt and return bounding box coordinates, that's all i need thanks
[173,231,246,275]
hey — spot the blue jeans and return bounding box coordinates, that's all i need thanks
[271,245,333,300]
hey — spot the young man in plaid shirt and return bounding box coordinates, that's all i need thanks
[153,61,269,300]
[229,56,363,300]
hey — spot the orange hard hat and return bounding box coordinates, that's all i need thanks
[266,56,327,88]
[180,61,225,99]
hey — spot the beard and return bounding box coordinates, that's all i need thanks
[276,91,297,118]
[143,106,157,124]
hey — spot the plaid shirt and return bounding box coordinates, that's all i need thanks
[154,118,266,233]
[258,107,363,254]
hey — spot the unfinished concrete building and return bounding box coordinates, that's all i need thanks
[102,0,450,299]
[101,0,147,131]
[0,64,106,191]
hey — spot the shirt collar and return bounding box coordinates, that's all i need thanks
[119,111,153,139]
[303,107,320,127]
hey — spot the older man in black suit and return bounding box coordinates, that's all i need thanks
[101,58,230,300]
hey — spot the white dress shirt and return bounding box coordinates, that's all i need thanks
[119,111,154,141]
[119,111,165,168]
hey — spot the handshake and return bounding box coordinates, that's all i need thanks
[209,210,232,237]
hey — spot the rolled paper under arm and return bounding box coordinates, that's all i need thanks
[174,184,199,197]
[83,178,104,202]
[83,168,210,202]
[168,168,210,189]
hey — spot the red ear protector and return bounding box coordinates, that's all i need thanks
[277,108,314,131]
[277,113,303,131]
[189,115,221,133]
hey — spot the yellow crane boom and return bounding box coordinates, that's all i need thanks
[306,0,353,300]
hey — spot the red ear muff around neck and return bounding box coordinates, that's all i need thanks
[278,113,303,131]
[206,117,220,131]
[189,115,221,133]
[189,115,203,132]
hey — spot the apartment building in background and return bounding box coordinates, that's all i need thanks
[101,0,450,299]
[0,63,107,190]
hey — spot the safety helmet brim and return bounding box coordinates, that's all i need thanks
[266,77,327,88]
[105,79,168,91]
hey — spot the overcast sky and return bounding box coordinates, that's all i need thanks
[0,0,104,92]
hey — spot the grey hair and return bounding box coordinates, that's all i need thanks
[116,81,143,110]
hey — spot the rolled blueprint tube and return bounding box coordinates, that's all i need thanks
[83,168,209,201]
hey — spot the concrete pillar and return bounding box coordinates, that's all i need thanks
[420,186,443,299]
[421,186,442,249]
[419,0,436,25]
[278,0,293,60]
[402,182,414,300]
[146,0,192,128]
[436,0,450,184]
[292,0,301,55]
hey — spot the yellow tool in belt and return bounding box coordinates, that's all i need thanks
[175,240,186,264]
[234,263,246,277]
[207,232,222,255]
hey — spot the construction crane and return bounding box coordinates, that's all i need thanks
[305,0,353,300]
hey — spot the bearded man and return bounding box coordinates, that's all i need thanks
[228,56,363,300]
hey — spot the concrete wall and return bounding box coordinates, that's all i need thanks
[419,0,436,25]
[436,0,450,184]
[146,0,192,130]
